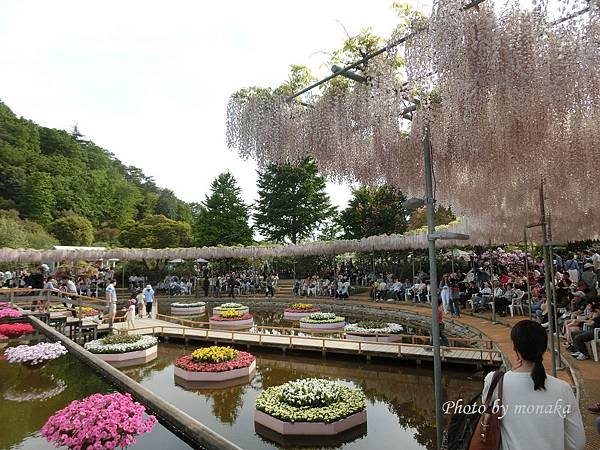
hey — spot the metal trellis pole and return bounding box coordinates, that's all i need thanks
[540,180,557,377]
[424,124,444,450]
[524,228,533,320]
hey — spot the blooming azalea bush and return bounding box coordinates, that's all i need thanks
[256,378,365,423]
[84,335,157,354]
[175,347,255,373]
[300,312,345,324]
[0,323,35,338]
[4,342,67,365]
[284,303,320,313]
[210,312,253,321]
[41,392,157,449]
[345,321,404,335]
[0,307,22,319]
[171,301,206,308]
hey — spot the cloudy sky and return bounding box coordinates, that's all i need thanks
[0,0,435,210]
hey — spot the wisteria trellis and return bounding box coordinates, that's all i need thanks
[226,0,600,245]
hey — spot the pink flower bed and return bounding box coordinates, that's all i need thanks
[175,351,255,373]
[0,302,8,308]
[0,308,22,318]
[41,392,156,449]
[209,313,253,322]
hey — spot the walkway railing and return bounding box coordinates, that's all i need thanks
[155,313,494,349]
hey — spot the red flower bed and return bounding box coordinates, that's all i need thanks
[174,351,255,373]
[209,313,253,322]
[0,323,35,338]
[283,307,320,313]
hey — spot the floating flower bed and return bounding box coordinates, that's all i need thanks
[78,306,100,320]
[49,306,71,318]
[255,378,366,436]
[283,303,321,320]
[213,302,249,315]
[174,345,256,383]
[344,321,404,342]
[0,323,35,339]
[41,392,157,449]
[209,310,254,329]
[84,334,158,364]
[171,301,206,315]
[4,342,67,367]
[0,307,22,319]
[299,312,345,329]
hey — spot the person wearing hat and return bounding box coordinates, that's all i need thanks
[581,263,598,295]
[125,298,137,329]
[562,300,596,352]
[142,284,154,318]
[569,290,590,313]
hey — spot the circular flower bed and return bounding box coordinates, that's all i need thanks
[79,307,100,320]
[49,306,71,318]
[283,303,321,320]
[299,313,345,329]
[41,392,156,449]
[213,303,249,316]
[174,345,256,383]
[84,335,158,364]
[4,342,67,366]
[0,307,22,319]
[209,311,253,329]
[344,321,404,342]
[171,301,206,315]
[255,378,366,436]
[0,323,35,339]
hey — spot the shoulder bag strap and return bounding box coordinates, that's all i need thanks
[484,371,505,407]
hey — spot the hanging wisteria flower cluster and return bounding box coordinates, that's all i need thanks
[4,342,68,366]
[0,227,468,262]
[226,0,600,245]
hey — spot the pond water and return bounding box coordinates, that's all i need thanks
[0,337,191,450]
[121,343,485,450]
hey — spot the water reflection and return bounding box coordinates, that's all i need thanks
[122,343,483,450]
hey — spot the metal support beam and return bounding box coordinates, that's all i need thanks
[423,124,443,450]
[539,180,557,377]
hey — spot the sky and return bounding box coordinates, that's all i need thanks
[0,0,433,210]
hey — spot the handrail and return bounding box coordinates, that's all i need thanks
[120,323,501,361]
[0,288,110,305]
[155,313,492,348]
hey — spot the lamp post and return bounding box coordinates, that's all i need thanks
[403,125,470,450]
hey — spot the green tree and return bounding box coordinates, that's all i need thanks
[254,157,333,244]
[19,172,55,225]
[118,215,191,248]
[406,205,455,231]
[193,172,253,247]
[49,214,94,246]
[340,185,408,239]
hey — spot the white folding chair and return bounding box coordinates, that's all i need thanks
[509,291,525,317]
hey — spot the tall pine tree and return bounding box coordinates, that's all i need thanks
[193,172,252,247]
[254,157,333,244]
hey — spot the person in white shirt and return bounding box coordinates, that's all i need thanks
[482,320,585,450]
[105,279,118,322]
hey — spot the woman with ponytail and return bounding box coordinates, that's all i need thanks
[482,320,585,450]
